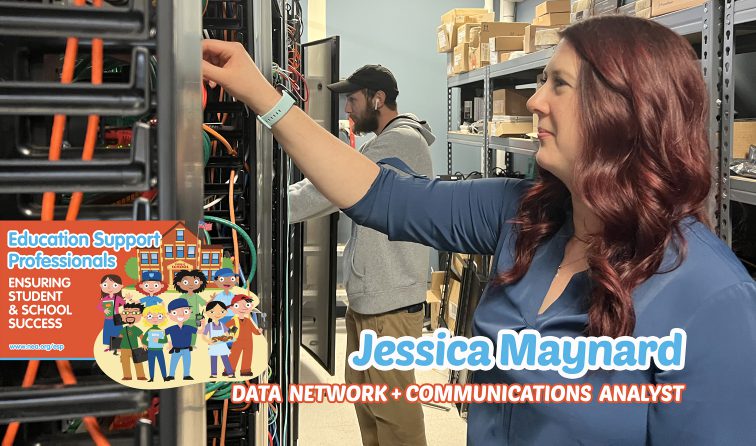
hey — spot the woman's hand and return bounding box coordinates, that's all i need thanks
[201,39,280,114]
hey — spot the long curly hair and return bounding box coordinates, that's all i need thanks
[498,16,712,337]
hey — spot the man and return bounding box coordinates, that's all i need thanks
[227,294,262,376]
[288,65,433,446]
[117,302,147,381]
[165,298,197,381]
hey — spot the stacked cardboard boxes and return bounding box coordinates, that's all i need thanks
[488,89,534,136]
[533,0,571,26]
[438,8,494,53]
[450,20,528,73]
[480,22,529,64]
[488,35,524,64]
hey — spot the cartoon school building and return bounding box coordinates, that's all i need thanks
[136,222,225,281]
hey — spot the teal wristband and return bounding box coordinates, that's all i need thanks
[257,90,296,130]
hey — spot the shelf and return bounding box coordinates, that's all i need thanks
[489,47,555,79]
[736,0,756,25]
[447,68,486,88]
[447,132,484,147]
[652,5,704,36]
[303,289,347,298]
[731,176,756,206]
[489,137,539,157]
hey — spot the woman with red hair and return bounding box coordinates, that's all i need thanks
[202,16,756,445]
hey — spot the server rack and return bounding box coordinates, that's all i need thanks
[0,0,204,445]
[0,0,302,445]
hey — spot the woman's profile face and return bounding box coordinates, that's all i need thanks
[527,40,582,188]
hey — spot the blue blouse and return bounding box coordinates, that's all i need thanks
[343,167,756,445]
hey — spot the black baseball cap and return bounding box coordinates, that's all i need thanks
[327,65,399,101]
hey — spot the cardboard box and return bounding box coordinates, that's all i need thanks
[426,271,445,331]
[444,278,461,333]
[442,8,494,25]
[572,0,594,13]
[493,51,513,64]
[535,28,561,48]
[478,22,528,61]
[571,9,594,22]
[636,6,652,17]
[469,46,490,70]
[734,120,756,159]
[453,43,470,74]
[593,0,619,14]
[524,25,561,53]
[533,12,571,26]
[536,0,571,17]
[635,0,652,10]
[458,24,481,46]
[489,36,524,64]
[437,24,453,52]
[488,35,524,63]
[492,88,533,116]
[489,120,535,137]
[652,0,705,16]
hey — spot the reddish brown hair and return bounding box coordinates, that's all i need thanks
[136,280,169,296]
[499,16,711,337]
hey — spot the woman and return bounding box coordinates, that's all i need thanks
[140,304,169,382]
[202,16,756,445]
[99,274,125,352]
[172,269,208,329]
[202,301,235,379]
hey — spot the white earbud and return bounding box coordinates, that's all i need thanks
[374,99,379,110]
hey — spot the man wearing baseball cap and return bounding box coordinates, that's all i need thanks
[288,64,433,445]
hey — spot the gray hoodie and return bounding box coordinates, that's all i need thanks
[288,113,435,314]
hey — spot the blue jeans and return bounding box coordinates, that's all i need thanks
[169,349,192,377]
[147,350,167,380]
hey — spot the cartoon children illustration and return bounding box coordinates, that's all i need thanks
[202,301,235,379]
[173,269,208,330]
[136,271,167,307]
[117,303,147,381]
[100,274,126,352]
[227,294,262,376]
[164,298,197,381]
[211,268,238,325]
[140,305,168,382]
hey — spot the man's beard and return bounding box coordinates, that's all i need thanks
[352,107,379,135]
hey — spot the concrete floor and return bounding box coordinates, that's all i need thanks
[297,319,468,446]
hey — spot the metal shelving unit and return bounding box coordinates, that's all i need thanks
[445,2,730,237]
[729,0,756,213]
[447,132,485,146]
[731,176,756,206]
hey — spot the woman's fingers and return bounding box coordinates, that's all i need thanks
[201,59,225,85]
